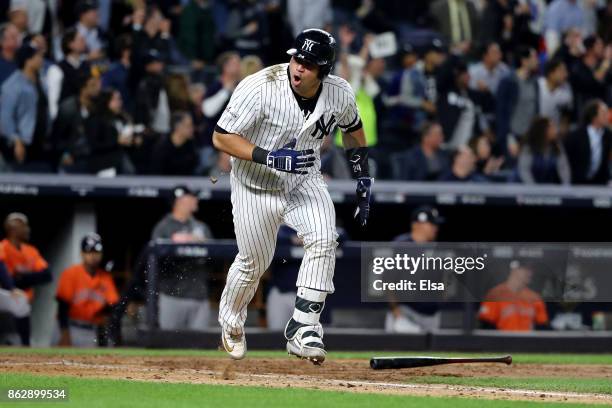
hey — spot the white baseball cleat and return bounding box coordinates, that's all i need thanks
[285,325,326,365]
[221,331,246,360]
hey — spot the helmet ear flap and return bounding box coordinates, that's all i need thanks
[318,63,332,79]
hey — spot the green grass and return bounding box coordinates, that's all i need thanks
[0,373,603,408]
[410,376,612,395]
[2,347,612,365]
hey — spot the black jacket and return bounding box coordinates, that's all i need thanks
[150,135,198,175]
[565,127,612,185]
[134,74,168,131]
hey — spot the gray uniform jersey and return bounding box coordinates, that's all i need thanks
[151,215,213,241]
[151,215,213,300]
[217,63,360,191]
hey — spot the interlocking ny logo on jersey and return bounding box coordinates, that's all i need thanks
[302,39,316,52]
[311,115,336,139]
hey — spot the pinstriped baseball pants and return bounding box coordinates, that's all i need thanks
[219,174,338,336]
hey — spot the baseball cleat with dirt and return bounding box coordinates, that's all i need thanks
[221,331,247,360]
[285,325,326,365]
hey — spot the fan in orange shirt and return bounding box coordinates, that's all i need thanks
[479,261,549,331]
[56,233,119,347]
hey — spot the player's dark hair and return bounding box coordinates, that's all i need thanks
[581,99,604,126]
[61,28,79,56]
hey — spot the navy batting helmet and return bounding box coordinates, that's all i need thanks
[287,29,336,78]
[81,233,103,253]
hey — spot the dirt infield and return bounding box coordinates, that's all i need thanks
[2,353,612,404]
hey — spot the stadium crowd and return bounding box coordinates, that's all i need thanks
[0,0,611,182]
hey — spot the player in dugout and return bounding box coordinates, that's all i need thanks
[0,257,31,345]
[0,212,52,345]
[479,260,550,331]
[56,233,119,347]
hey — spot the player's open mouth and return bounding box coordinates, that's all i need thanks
[293,75,301,84]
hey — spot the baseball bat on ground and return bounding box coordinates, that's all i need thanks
[370,355,512,370]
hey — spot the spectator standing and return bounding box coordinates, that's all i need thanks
[0,23,20,86]
[384,44,435,139]
[75,0,106,62]
[439,145,489,182]
[0,42,50,171]
[178,0,216,67]
[565,99,612,184]
[421,39,446,109]
[202,51,241,135]
[544,0,589,54]
[151,112,198,175]
[553,28,584,72]
[52,72,101,172]
[496,46,540,157]
[430,0,480,53]
[518,116,571,184]
[335,27,382,150]
[393,121,450,181]
[86,89,136,174]
[46,28,89,120]
[101,35,132,111]
[8,1,28,40]
[287,0,331,37]
[134,49,171,138]
[468,42,510,117]
[538,58,573,127]
[225,0,269,57]
[570,35,611,116]
[130,6,173,91]
[438,62,485,148]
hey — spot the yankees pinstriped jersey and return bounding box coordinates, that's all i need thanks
[217,63,360,190]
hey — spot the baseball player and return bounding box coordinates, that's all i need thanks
[0,258,31,345]
[213,28,372,364]
[56,233,119,347]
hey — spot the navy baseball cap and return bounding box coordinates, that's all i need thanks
[173,185,197,200]
[411,205,445,225]
[143,49,163,65]
[81,233,103,253]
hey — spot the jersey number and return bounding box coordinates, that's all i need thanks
[311,115,336,139]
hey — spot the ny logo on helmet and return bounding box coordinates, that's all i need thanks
[302,39,316,52]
